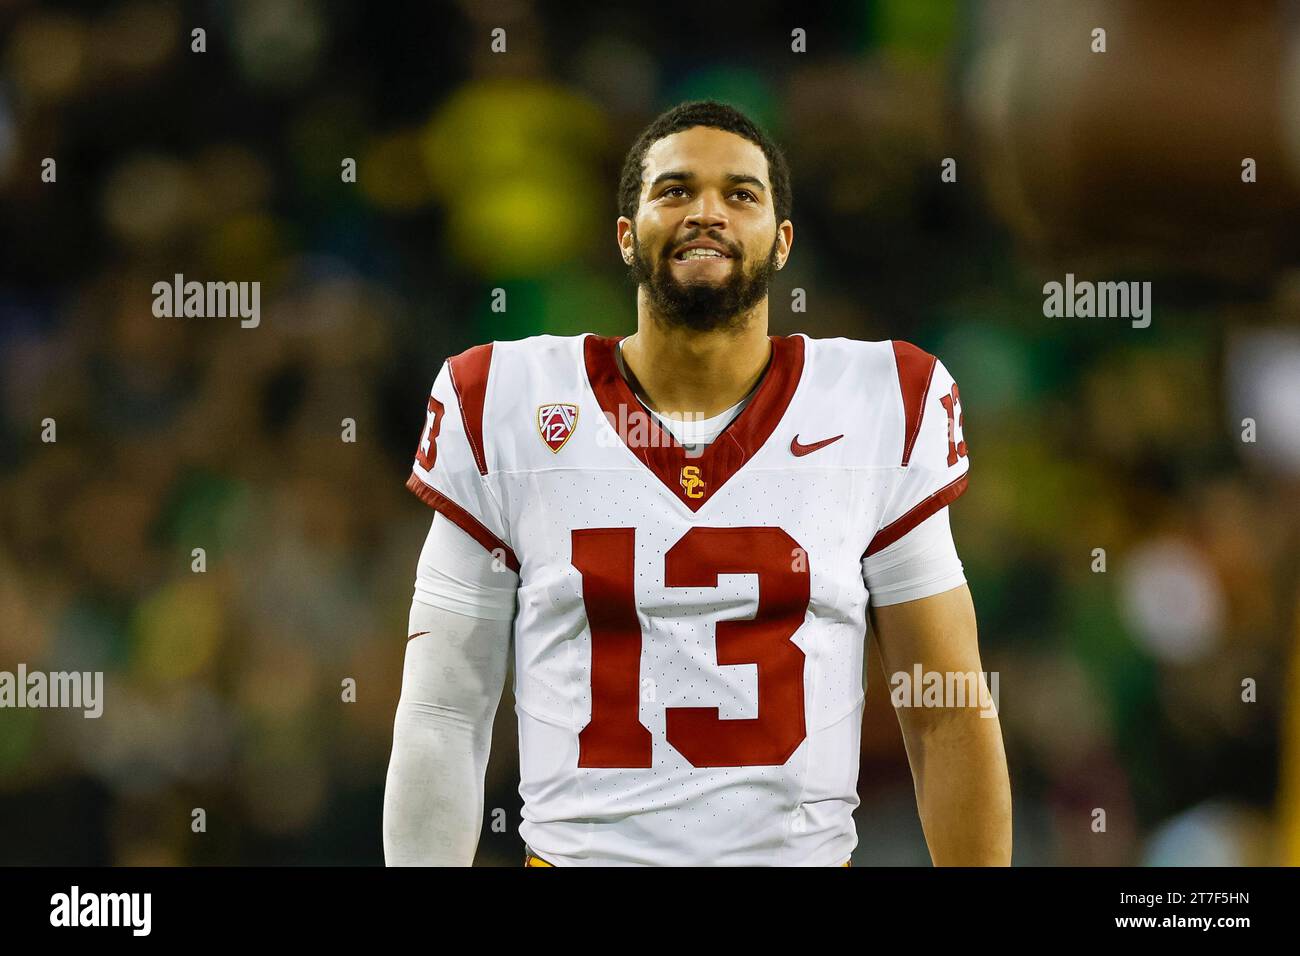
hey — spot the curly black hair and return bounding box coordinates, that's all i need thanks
[617,100,791,226]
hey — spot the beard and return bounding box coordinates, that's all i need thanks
[628,229,780,333]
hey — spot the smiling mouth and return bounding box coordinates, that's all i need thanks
[673,248,732,261]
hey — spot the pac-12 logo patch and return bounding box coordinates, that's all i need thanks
[538,403,578,453]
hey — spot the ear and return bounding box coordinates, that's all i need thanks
[616,216,635,264]
[775,219,793,270]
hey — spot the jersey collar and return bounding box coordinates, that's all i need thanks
[583,332,805,511]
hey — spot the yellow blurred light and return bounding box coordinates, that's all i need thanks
[6,13,88,103]
[447,174,599,276]
[131,578,223,683]
[421,79,608,275]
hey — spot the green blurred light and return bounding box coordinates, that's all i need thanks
[876,0,959,62]
[663,70,780,138]
[476,270,639,341]
[155,471,249,559]
[540,269,634,338]
[0,707,39,779]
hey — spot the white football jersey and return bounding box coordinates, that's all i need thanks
[406,332,970,866]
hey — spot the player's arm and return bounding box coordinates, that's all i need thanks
[385,348,519,865]
[861,344,1010,865]
[383,514,516,866]
[869,581,1011,866]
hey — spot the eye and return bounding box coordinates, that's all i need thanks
[733,190,757,202]
[663,185,688,198]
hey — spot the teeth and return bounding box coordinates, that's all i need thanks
[680,248,725,259]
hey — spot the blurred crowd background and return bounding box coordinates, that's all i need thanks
[2,0,1299,865]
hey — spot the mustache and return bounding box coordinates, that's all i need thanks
[665,231,740,259]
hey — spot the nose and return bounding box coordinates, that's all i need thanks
[684,192,728,233]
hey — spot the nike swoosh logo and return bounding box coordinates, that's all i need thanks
[790,433,844,457]
[407,631,430,641]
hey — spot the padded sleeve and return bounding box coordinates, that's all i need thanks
[413,512,519,622]
[861,506,966,607]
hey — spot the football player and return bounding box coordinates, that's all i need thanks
[383,100,1012,866]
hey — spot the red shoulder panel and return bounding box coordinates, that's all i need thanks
[447,343,494,476]
[891,341,937,467]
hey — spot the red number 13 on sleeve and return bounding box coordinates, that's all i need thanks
[414,395,445,471]
[571,526,809,769]
[938,383,967,467]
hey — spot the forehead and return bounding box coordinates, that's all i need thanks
[641,126,770,190]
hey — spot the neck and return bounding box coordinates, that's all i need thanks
[621,290,772,417]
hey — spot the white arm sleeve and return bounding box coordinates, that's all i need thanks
[382,515,517,866]
[413,512,519,619]
[861,506,967,607]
